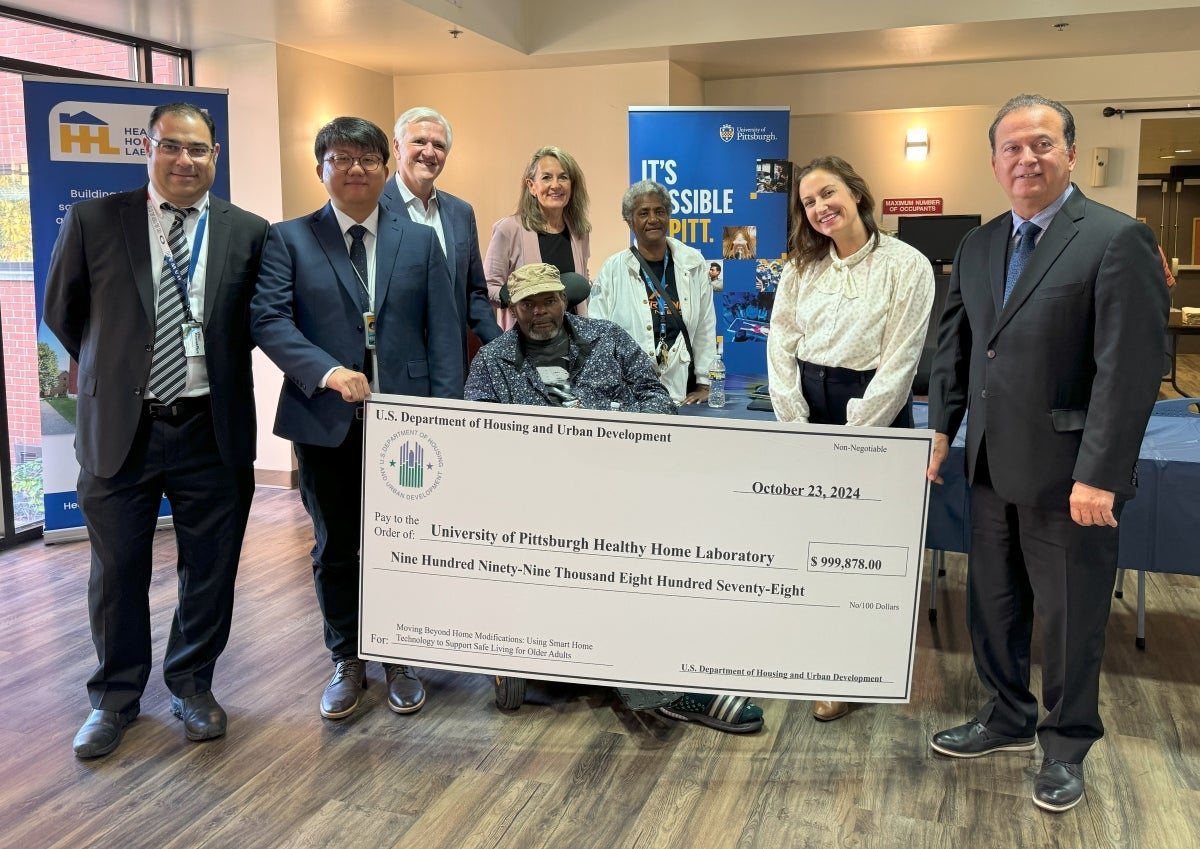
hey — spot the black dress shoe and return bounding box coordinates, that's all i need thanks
[383,664,426,714]
[321,658,366,719]
[73,704,139,759]
[931,720,1036,758]
[170,691,227,741]
[1033,758,1085,812]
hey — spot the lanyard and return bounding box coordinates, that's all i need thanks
[349,255,371,312]
[147,199,208,322]
[631,247,682,344]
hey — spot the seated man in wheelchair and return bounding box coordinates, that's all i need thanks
[465,263,763,734]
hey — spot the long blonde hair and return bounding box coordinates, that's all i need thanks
[516,146,592,236]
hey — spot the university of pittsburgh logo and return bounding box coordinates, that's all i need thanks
[718,123,735,143]
[379,430,443,500]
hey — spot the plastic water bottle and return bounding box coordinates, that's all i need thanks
[707,337,726,408]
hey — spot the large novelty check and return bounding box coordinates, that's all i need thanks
[359,396,932,702]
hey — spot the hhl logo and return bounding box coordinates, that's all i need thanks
[58,110,119,156]
[48,101,157,163]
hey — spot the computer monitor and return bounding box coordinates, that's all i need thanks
[897,214,982,265]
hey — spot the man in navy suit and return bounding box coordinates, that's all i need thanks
[252,117,463,720]
[381,107,501,359]
[45,102,270,757]
[926,95,1168,812]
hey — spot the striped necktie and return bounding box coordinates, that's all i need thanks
[148,203,195,402]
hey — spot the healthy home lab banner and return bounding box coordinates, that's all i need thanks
[24,77,230,540]
[628,107,789,379]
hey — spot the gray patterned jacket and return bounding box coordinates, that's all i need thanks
[464,313,675,414]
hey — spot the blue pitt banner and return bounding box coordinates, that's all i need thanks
[24,77,230,539]
[628,107,789,378]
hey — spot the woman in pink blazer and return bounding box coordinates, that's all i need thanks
[485,145,591,330]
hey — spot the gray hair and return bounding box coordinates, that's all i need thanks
[988,94,1075,152]
[394,106,453,151]
[621,180,672,225]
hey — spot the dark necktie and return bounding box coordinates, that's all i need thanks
[1003,221,1041,306]
[348,224,369,301]
[148,203,195,402]
[348,224,372,380]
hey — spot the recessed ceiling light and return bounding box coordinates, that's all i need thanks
[1161,154,1177,159]
[1175,149,1193,153]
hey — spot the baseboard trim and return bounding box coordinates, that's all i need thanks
[255,468,298,489]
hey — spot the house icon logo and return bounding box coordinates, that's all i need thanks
[57,110,120,156]
[48,101,157,163]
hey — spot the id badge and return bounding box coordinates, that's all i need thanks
[363,311,377,349]
[181,321,205,357]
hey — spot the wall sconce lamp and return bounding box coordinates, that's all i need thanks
[906,128,929,161]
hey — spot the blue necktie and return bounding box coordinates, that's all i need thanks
[1003,221,1041,306]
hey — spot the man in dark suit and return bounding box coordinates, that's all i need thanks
[381,106,501,360]
[44,102,270,758]
[926,94,1169,812]
[252,117,463,721]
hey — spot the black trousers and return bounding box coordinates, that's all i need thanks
[294,417,364,661]
[799,362,913,428]
[77,401,254,712]
[967,446,1121,763]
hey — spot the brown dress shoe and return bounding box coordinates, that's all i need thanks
[813,700,850,721]
[383,664,426,714]
[320,658,366,719]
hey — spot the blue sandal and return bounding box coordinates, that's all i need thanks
[657,693,764,734]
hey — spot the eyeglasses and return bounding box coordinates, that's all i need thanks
[324,153,385,172]
[996,139,1067,160]
[149,137,214,160]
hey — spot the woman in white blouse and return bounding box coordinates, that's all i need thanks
[767,156,934,721]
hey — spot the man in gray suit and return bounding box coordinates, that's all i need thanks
[45,102,270,757]
[252,117,463,721]
[382,106,501,358]
[926,94,1168,812]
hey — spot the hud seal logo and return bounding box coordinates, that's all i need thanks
[378,429,443,500]
[718,123,735,143]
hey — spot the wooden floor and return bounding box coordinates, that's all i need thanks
[2,360,1199,849]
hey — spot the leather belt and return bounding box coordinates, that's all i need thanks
[144,395,210,424]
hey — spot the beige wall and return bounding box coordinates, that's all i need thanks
[392,60,675,270]
[275,45,395,219]
[668,62,704,106]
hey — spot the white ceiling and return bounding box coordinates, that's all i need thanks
[10,1,1200,172]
